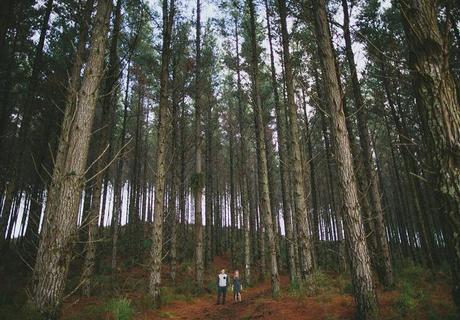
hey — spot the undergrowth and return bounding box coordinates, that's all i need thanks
[106,297,134,320]
[392,261,454,319]
[288,270,335,297]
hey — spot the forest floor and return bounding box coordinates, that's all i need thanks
[57,255,456,320]
[0,252,456,319]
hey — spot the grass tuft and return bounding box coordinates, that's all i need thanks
[106,297,134,320]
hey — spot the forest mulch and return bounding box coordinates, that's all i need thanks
[58,255,455,320]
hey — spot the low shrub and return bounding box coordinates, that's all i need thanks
[341,282,354,295]
[288,271,335,297]
[393,281,425,316]
[106,297,134,320]
[159,286,191,307]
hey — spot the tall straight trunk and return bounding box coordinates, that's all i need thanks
[0,0,53,220]
[169,178,178,284]
[141,124,149,225]
[128,84,144,260]
[111,59,130,274]
[204,96,213,268]
[229,123,236,268]
[148,0,174,306]
[30,0,111,316]
[0,26,17,148]
[248,167,258,264]
[399,0,460,307]
[341,0,393,288]
[0,0,15,69]
[194,0,204,288]
[301,89,319,265]
[311,0,379,318]
[170,50,182,284]
[340,64,380,272]
[0,0,53,242]
[316,73,340,248]
[214,181,221,256]
[381,64,435,268]
[18,0,53,136]
[23,187,44,248]
[179,97,187,250]
[265,131,282,271]
[277,0,314,280]
[81,0,122,296]
[247,0,279,297]
[263,0,297,284]
[234,13,251,286]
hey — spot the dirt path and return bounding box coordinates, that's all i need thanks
[138,279,273,320]
[59,255,455,320]
[138,275,358,320]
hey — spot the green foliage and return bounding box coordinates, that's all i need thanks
[395,261,429,284]
[390,263,456,319]
[394,281,421,315]
[174,276,204,297]
[106,297,134,320]
[427,310,458,320]
[341,282,354,295]
[288,277,301,293]
[190,173,205,193]
[392,262,429,316]
[136,294,155,312]
[66,304,106,320]
[1,304,44,320]
[178,259,194,274]
[304,271,331,296]
[289,271,334,297]
[159,311,177,318]
[0,290,44,320]
[160,287,191,306]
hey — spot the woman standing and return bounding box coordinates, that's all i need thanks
[232,270,242,302]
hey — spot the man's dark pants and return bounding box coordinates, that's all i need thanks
[217,286,227,304]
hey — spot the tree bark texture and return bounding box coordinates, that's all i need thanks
[277,0,314,280]
[311,0,379,318]
[31,0,112,316]
[81,0,122,296]
[263,0,298,284]
[399,0,460,307]
[342,0,393,288]
[148,0,174,306]
[247,0,280,297]
[194,0,205,288]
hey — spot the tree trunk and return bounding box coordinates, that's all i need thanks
[277,0,314,281]
[247,0,280,297]
[16,0,54,146]
[341,0,393,288]
[194,0,204,288]
[229,121,237,268]
[81,0,122,296]
[111,54,133,276]
[234,13,251,286]
[399,0,460,308]
[263,0,298,284]
[30,0,111,316]
[204,94,213,268]
[148,0,174,306]
[301,89,319,268]
[311,0,379,318]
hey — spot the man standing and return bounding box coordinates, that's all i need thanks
[216,269,228,304]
